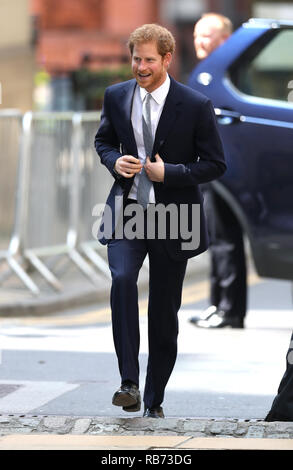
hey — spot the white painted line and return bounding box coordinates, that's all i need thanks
[0,380,79,414]
[0,324,117,353]
[0,310,292,355]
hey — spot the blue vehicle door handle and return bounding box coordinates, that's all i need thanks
[214,108,242,125]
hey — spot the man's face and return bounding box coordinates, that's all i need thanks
[131,41,171,92]
[194,19,228,60]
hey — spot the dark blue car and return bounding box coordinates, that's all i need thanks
[188,18,293,280]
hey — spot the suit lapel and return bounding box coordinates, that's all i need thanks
[120,79,138,156]
[152,77,182,160]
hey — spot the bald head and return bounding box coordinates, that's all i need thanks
[194,13,232,60]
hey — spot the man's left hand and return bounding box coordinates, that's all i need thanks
[145,154,165,182]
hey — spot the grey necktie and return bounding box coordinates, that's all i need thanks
[137,93,153,210]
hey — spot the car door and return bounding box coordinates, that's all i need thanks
[188,20,293,280]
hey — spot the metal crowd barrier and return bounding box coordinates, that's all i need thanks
[0,110,22,248]
[0,110,113,295]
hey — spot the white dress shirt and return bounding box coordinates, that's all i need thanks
[128,74,171,202]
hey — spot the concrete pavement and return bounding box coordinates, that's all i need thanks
[1,434,293,450]
[1,249,293,450]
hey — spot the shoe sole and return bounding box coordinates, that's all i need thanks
[123,398,141,412]
[112,392,139,408]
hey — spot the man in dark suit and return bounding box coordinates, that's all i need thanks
[188,13,247,329]
[265,335,293,421]
[95,24,226,418]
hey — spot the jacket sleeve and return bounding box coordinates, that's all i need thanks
[163,99,226,188]
[94,88,122,180]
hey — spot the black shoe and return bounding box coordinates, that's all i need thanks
[195,310,244,329]
[112,382,141,412]
[189,305,217,324]
[143,406,164,418]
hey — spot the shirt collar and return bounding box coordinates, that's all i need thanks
[139,74,170,105]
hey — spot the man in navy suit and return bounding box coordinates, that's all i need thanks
[95,24,226,418]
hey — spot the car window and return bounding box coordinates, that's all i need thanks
[228,28,293,103]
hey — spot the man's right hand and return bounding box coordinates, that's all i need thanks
[114,155,142,178]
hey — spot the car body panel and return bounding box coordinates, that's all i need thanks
[188,19,293,279]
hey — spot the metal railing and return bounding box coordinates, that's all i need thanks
[0,110,22,249]
[0,110,113,296]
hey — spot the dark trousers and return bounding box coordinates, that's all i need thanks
[204,188,247,319]
[266,333,293,420]
[107,205,187,408]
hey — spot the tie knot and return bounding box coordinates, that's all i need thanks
[144,93,151,104]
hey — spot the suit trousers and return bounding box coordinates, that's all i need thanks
[204,187,247,319]
[265,333,293,420]
[107,202,187,408]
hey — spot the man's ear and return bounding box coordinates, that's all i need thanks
[164,52,172,69]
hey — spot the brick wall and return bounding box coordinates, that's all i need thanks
[38,0,100,29]
[31,0,161,72]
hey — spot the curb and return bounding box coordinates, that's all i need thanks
[0,415,293,439]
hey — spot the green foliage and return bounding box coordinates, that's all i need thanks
[34,69,51,86]
[71,65,132,109]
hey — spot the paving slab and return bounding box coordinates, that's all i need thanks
[0,434,293,450]
[0,434,187,450]
[177,437,293,450]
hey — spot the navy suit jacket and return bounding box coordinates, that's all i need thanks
[94,76,226,261]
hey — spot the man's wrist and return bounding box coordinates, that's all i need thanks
[113,164,121,178]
